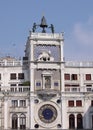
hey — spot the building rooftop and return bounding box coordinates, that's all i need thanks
[0,56,22,66]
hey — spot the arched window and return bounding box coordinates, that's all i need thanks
[77,114,83,129]
[69,114,75,129]
[92,115,93,128]
[20,114,26,129]
[12,114,18,129]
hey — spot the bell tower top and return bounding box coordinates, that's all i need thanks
[32,16,54,33]
[25,17,64,93]
[40,16,48,33]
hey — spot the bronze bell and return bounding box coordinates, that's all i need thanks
[40,16,48,33]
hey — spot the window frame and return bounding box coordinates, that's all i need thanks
[10,73,16,80]
[76,100,82,107]
[68,100,74,107]
[86,74,91,80]
[18,73,24,80]
[64,73,70,80]
[71,74,77,80]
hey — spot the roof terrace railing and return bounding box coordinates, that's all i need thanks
[65,61,93,67]
[0,60,22,66]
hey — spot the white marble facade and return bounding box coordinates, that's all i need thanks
[0,21,93,130]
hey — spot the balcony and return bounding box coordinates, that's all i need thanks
[10,106,27,113]
[67,106,84,113]
[65,87,80,92]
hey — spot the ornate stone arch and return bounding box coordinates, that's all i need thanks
[19,113,26,129]
[69,114,75,129]
[12,114,18,129]
[77,114,83,129]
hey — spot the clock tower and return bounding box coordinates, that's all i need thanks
[25,16,64,129]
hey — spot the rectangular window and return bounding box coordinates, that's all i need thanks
[76,100,82,107]
[65,88,70,91]
[12,100,18,107]
[10,84,16,86]
[71,74,77,80]
[86,84,92,87]
[20,100,26,107]
[86,74,91,80]
[72,88,77,92]
[10,87,17,92]
[65,84,71,87]
[10,73,16,80]
[68,100,74,107]
[18,84,23,86]
[64,73,70,80]
[0,74,1,80]
[10,88,14,92]
[87,88,91,92]
[19,88,22,92]
[23,87,30,92]
[72,84,79,87]
[91,100,93,106]
[18,73,24,79]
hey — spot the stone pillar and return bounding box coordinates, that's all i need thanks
[30,95,35,129]
[18,114,20,129]
[84,98,90,129]
[30,67,34,92]
[4,97,8,129]
[75,114,77,129]
[60,40,64,62]
[62,96,68,129]
[80,73,84,92]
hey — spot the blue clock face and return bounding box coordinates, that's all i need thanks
[42,108,53,120]
[38,104,57,123]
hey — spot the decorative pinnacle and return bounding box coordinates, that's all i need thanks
[32,16,55,33]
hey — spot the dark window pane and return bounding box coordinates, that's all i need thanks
[91,100,93,106]
[86,74,91,80]
[68,100,74,107]
[69,114,75,129]
[71,74,77,80]
[10,73,16,80]
[18,73,24,79]
[76,100,82,107]
[12,114,18,129]
[0,74,1,80]
[64,74,70,80]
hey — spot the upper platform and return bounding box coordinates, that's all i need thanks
[29,32,64,42]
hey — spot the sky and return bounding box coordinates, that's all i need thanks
[0,0,93,61]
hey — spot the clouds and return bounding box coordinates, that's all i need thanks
[73,17,93,45]
[64,17,93,61]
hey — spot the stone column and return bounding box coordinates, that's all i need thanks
[75,114,77,129]
[84,98,90,129]
[4,97,8,129]
[18,114,20,129]
[30,95,35,129]
[62,96,68,129]
[80,73,84,92]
